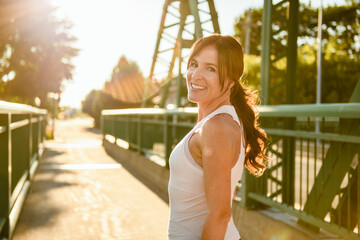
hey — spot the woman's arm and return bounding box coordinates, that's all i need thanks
[199,114,240,240]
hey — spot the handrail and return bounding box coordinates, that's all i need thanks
[0,101,47,114]
[258,103,360,118]
[102,107,198,116]
[102,103,360,118]
[0,101,47,239]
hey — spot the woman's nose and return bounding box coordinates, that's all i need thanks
[191,68,203,80]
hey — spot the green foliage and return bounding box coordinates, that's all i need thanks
[0,0,78,107]
[234,0,360,103]
[242,54,261,91]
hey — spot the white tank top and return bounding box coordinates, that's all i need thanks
[168,105,245,240]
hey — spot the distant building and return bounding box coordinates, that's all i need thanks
[103,57,145,103]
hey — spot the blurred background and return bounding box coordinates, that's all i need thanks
[1,1,360,239]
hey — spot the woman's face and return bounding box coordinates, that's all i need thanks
[187,45,227,105]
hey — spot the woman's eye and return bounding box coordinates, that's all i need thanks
[190,62,197,67]
[208,67,215,72]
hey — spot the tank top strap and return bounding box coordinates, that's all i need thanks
[191,105,244,147]
[203,105,241,127]
[190,105,232,134]
[204,105,245,149]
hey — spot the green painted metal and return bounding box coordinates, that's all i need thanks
[282,123,295,205]
[283,0,299,198]
[258,0,300,208]
[0,101,47,239]
[207,0,220,34]
[358,157,360,236]
[0,114,11,238]
[164,115,172,168]
[102,107,198,116]
[286,0,299,105]
[141,0,221,108]
[264,128,360,144]
[188,0,203,39]
[259,0,299,105]
[141,0,172,108]
[137,116,142,153]
[258,103,360,118]
[332,167,358,232]
[0,218,4,234]
[259,0,272,105]
[298,82,360,232]
[248,193,360,240]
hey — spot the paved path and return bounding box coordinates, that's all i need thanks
[12,117,169,240]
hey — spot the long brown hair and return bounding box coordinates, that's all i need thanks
[187,34,269,176]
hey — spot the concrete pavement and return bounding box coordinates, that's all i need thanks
[12,117,169,240]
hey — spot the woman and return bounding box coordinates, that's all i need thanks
[168,34,269,240]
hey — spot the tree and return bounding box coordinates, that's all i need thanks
[0,0,78,107]
[234,1,360,103]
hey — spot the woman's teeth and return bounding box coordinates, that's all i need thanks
[191,83,206,90]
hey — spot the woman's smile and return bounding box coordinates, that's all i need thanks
[190,83,207,90]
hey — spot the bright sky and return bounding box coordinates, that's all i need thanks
[51,0,264,108]
[51,0,339,108]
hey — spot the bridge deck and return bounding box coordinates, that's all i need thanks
[12,117,169,240]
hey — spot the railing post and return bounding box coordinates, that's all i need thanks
[240,170,267,209]
[0,114,11,238]
[113,116,118,144]
[126,115,130,145]
[282,118,296,206]
[38,115,43,155]
[100,113,104,140]
[27,114,33,180]
[37,116,41,156]
[241,116,269,209]
[164,114,172,169]
[137,115,142,153]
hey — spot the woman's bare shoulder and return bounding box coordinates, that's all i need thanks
[200,113,241,143]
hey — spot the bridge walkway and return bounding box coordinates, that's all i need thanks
[12,117,169,240]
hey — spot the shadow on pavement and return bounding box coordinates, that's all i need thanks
[41,149,65,158]
[14,169,78,236]
[104,146,169,204]
[84,127,101,135]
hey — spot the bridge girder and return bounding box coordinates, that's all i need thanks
[141,0,220,108]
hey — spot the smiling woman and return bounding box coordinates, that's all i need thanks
[168,34,269,240]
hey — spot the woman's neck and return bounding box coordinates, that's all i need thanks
[197,99,231,122]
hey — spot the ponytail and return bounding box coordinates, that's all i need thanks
[230,81,269,176]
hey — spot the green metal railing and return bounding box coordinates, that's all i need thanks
[102,107,198,168]
[247,103,360,240]
[102,101,360,239]
[0,101,47,239]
